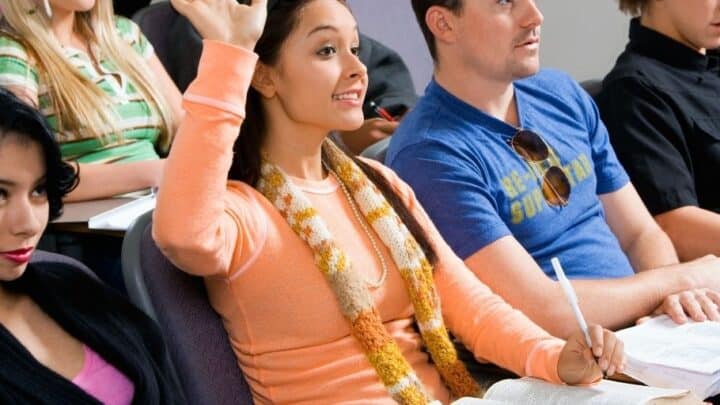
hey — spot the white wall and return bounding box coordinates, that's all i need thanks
[540,1,630,82]
[348,0,631,92]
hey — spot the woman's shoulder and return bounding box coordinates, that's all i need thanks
[113,15,142,38]
[0,29,33,60]
[113,15,153,56]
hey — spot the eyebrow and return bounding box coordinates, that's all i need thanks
[307,24,359,38]
[0,176,46,187]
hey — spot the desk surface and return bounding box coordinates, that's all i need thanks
[50,198,137,237]
[55,198,135,224]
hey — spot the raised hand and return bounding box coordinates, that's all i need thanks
[557,325,625,385]
[170,0,268,50]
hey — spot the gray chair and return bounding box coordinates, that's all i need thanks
[361,137,391,163]
[121,211,253,405]
[580,79,604,100]
[131,1,179,72]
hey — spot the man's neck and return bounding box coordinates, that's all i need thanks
[434,63,519,128]
[640,12,706,54]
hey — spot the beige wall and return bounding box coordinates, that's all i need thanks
[151,0,631,90]
[540,1,630,81]
[347,0,631,91]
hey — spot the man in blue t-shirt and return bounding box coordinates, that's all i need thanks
[387,0,720,338]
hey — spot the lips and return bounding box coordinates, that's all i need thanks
[517,37,540,47]
[0,247,34,264]
[332,89,362,101]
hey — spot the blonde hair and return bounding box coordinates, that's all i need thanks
[0,0,174,151]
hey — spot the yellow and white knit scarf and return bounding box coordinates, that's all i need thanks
[257,140,481,404]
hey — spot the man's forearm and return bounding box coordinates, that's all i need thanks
[656,206,720,261]
[623,223,679,271]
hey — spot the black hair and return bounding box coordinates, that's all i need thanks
[231,0,438,264]
[0,87,78,220]
[411,0,464,61]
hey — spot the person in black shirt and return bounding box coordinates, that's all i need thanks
[596,0,720,261]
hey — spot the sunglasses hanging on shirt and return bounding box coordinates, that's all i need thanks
[508,129,571,207]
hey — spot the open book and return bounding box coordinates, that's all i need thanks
[616,315,720,399]
[459,377,702,404]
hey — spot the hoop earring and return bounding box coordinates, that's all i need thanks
[42,0,52,18]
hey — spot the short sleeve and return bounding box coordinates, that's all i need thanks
[0,34,40,99]
[114,16,155,60]
[390,140,512,260]
[597,77,696,215]
[578,81,630,195]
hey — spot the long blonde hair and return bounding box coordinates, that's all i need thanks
[0,0,175,151]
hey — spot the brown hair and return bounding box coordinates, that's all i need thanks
[617,0,649,16]
[411,0,463,61]
[232,0,438,264]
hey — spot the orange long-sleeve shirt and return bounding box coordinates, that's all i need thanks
[153,40,565,404]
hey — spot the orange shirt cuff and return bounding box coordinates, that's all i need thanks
[525,338,564,384]
[184,39,259,117]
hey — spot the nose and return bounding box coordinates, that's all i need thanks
[8,196,44,239]
[521,0,544,30]
[343,50,367,81]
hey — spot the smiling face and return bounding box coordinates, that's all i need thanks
[265,0,368,133]
[0,135,48,281]
[444,0,544,82]
[645,0,720,53]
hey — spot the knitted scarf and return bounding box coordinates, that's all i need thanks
[257,140,481,404]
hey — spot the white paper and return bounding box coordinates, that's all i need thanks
[483,378,693,405]
[87,194,156,231]
[616,315,720,399]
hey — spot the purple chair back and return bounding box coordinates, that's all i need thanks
[121,211,253,405]
[131,2,179,70]
[30,249,95,277]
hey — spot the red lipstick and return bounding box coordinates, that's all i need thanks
[0,247,34,264]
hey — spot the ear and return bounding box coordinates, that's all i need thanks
[426,6,458,46]
[251,62,276,98]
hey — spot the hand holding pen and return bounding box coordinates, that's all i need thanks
[552,257,626,384]
[368,100,397,122]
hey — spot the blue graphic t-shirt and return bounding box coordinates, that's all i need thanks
[386,70,633,279]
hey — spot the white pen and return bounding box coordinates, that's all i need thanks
[551,257,593,348]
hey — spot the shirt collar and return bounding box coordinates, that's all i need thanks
[627,17,714,71]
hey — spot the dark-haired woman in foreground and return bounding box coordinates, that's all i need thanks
[0,87,181,404]
[153,0,625,403]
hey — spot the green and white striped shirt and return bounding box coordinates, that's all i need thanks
[0,16,163,164]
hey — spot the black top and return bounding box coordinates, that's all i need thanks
[596,18,720,215]
[0,263,183,404]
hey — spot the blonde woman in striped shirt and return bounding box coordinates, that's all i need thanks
[0,0,182,201]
